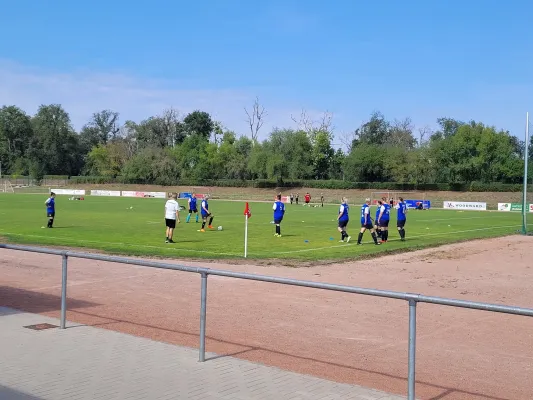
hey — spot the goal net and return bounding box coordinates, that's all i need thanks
[0,180,14,193]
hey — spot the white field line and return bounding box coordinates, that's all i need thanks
[263,215,503,229]
[274,224,530,255]
[0,232,241,257]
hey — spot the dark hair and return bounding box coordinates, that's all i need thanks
[276,194,281,200]
[50,192,55,196]
[399,197,404,201]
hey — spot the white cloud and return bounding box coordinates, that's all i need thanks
[0,59,319,139]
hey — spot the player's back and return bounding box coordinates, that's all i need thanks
[339,203,349,221]
[361,204,369,223]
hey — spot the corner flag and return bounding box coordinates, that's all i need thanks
[244,203,251,257]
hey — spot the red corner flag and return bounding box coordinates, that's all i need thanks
[244,202,252,218]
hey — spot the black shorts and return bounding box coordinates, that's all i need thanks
[397,219,406,228]
[202,213,211,220]
[189,208,197,214]
[338,220,348,229]
[274,219,283,224]
[165,218,176,229]
[305,200,310,204]
[379,220,390,228]
[361,222,373,230]
[47,212,55,218]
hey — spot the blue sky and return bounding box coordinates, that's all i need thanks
[0,0,532,146]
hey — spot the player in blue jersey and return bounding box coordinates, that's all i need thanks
[44,192,56,228]
[395,197,408,241]
[374,200,383,240]
[273,194,285,237]
[377,197,391,243]
[337,197,350,242]
[186,194,199,223]
[357,198,380,245]
[200,195,214,232]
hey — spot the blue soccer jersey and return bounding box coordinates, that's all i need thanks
[381,203,390,221]
[189,197,197,210]
[201,199,209,217]
[339,204,349,222]
[273,201,285,221]
[397,201,407,221]
[361,204,370,225]
[46,197,55,213]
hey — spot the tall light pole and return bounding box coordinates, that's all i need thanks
[522,112,530,235]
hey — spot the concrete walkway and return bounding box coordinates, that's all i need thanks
[0,307,405,400]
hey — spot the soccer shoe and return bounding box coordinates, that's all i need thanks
[338,240,344,243]
[346,236,351,243]
[200,229,205,232]
[208,225,214,229]
[168,239,175,243]
[274,233,279,237]
[375,242,381,245]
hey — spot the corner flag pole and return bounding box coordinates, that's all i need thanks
[244,202,251,258]
[522,112,530,235]
[244,214,248,258]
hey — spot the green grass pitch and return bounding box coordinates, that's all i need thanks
[0,194,528,262]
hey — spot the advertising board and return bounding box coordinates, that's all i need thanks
[405,199,431,209]
[121,191,166,198]
[50,188,85,195]
[443,201,487,211]
[90,190,121,197]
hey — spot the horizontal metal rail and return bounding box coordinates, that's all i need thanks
[2,243,533,400]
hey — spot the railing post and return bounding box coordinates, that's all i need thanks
[199,271,208,362]
[60,254,68,329]
[408,299,417,400]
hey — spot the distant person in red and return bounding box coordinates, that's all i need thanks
[304,192,311,206]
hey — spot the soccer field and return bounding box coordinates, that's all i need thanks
[0,194,527,261]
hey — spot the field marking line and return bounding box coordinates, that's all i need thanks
[0,232,241,257]
[275,224,530,255]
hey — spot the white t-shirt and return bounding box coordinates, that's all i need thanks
[165,199,180,220]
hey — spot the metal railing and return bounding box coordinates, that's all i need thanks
[2,243,533,400]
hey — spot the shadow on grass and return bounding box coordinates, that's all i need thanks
[67,309,511,400]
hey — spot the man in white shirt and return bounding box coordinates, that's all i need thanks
[164,193,180,243]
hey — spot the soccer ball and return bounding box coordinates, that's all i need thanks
[217,226,223,231]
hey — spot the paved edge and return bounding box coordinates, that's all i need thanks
[0,307,406,400]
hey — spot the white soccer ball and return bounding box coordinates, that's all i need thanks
[217,226,223,231]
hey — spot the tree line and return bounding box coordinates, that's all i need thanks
[0,103,531,187]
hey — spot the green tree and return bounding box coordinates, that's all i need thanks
[0,106,34,174]
[30,104,82,177]
[183,110,214,140]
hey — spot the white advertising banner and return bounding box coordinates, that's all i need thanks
[90,190,121,197]
[498,203,511,212]
[443,201,487,211]
[121,191,166,198]
[50,188,85,195]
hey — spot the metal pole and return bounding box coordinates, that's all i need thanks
[199,272,208,362]
[60,254,68,329]
[244,215,248,258]
[523,112,530,235]
[407,299,417,400]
